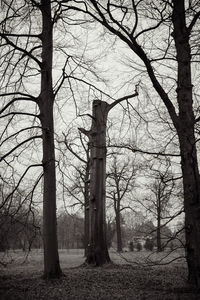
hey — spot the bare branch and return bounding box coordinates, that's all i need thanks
[78,113,95,121]
[0,34,42,67]
[188,11,200,33]
[60,133,87,164]
[0,126,42,147]
[108,144,180,157]
[0,135,42,162]
[0,164,43,210]
[78,127,91,137]
[108,89,139,111]
[0,112,39,119]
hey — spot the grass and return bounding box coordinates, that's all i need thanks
[0,249,199,299]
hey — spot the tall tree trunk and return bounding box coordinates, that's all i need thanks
[179,131,200,285]
[156,215,162,252]
[115,211,123,252]
[84,156,90,257]
[39,0,62,279]
[172,0,200,285]
[81,100,111,265]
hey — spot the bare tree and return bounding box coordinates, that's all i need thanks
[57,211,84,249]
[63,0,200,285]
[145,165,175,252]
[0,184,41,254]
[0,0,63,278]
[58,130,90,255]
[107,154,137,252]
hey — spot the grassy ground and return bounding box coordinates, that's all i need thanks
[0,249,199,299]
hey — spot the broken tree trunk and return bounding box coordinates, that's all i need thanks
[79,91,138,266]
[80,100,110,265]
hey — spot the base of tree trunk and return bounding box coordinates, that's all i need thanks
[83,259,113,267]
[187,264,200,288]
[42,266,63,280]
[85,246,111,266]
[85,255,111,266]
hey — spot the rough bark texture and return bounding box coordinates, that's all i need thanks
[84,155,90,257]
[156,211,162,252]
[39,0,62,279]
[113,193,123,252]
[115,211,123,253]
[172,0,200,286]
[85,100,111,265]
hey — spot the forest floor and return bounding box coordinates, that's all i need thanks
[0,249,199,299]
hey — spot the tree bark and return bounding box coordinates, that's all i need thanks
[178,131,200,285]
[156,213,162,252]
[84,155,90,257]
[172,0,200,285]
[115,211,123,252]
[39,0,62,279]
[113,191,123,252]
[84,100,111,265]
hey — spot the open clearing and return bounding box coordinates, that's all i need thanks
[0,249,199,299]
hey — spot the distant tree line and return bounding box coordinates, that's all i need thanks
[0,183,184,254]
[0,207,85,252]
